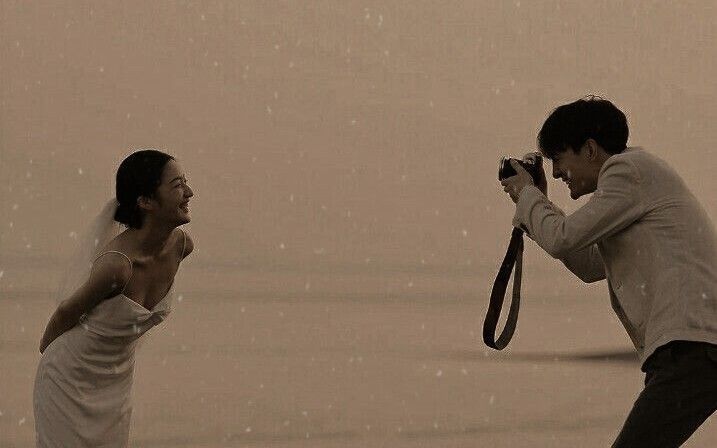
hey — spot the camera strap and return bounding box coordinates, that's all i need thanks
[483,227,524,350]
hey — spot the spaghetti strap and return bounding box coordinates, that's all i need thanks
[179,228,187,260]
[93,251,133,294]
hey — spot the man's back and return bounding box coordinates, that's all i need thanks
[597,148,717,364]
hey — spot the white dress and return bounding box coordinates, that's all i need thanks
[33,235,183,447]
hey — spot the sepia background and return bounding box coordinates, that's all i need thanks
[1,1,716,446]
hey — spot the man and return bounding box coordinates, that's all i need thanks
[500,96,717,447]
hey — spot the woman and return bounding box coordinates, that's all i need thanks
[33,149,195,447]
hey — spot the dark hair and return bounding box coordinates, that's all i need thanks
[537,95,629,159]
[114,149,175,229]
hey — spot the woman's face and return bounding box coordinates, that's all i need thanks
[150,160,194,226]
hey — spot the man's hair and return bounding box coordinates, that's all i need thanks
[537,95,629,159]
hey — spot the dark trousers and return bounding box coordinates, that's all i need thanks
[612,341,717,447]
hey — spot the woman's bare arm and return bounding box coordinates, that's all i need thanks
[39,254,131,353]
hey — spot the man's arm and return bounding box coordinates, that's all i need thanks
[520,201,606,283]
[560,243,606,283]
[513,157,645,259]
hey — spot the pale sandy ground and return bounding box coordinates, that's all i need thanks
[3,2,717,447]
[2,261,716,448]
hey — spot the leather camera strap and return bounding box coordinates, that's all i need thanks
[483,227,524,350]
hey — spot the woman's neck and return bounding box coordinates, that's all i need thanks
[129,222,175,257]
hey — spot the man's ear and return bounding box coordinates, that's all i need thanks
[584,138,599,160]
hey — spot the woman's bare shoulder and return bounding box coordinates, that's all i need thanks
[92,251,133,285]
[175,227,194,259]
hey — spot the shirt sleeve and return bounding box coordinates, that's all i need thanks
[512,157,645,259]
[560,243,606,283]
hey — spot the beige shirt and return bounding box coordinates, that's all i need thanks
[513,147,717,367]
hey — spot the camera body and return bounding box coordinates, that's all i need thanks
[498,154,543,185]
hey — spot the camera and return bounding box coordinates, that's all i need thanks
[498,154,543,185]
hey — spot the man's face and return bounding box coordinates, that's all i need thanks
[548,144,599,200]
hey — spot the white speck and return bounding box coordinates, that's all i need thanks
[383,49,389,57]
[461,368,468,375]
[351,119,357,126]
[245,427,251,433]
[283,420,290,426]
[378,14,383,26]
[12,204,18,211]
[289,194,294,202]
[407,281,413,288]
[302,410,308,417]
[19,417,26,426]
[266,105,272,114]
[462,229,468,237]
[489,395,495,405]
[279,243,285,250]
[0,271,4,279]
[436,370,442,377]
[200,14,206,21]
[274,44,280,50]
[429,100,434,107]
[177,294,183,302]
[288,61,295,68]
[305,282,310,291]
[702,292,708,300]
[126,113,131,119]
[274,91,279,99]
[433,422,438,429]
[213,61,219,67]
[240,306,245,313]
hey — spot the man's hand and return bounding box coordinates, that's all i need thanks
[523,152,548,197]
[500,159,535,204]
